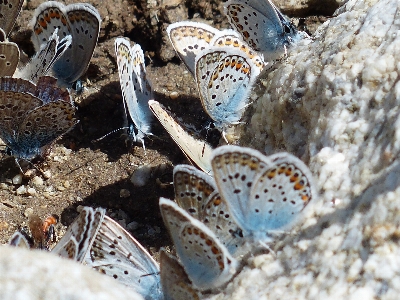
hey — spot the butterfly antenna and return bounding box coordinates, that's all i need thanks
[14,158,25,174]
[91,127,129,143]
[259,241,276,257]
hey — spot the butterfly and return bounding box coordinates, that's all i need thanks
[30,2,101,87]
[173,164,245,256]
[115,38,154,150]
[84,215,162,300]
[194,46,261,139]
[15,29,72,83]
[0,76,77,167]
[211,145,315,242]
[167,21,265,75]
[148,100,213,174]
[160,197,238,291]
[224,0,309,60]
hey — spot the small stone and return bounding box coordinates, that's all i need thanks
[57,186,65,191]
[16,185,27,195]
[30,176,44,187]
[44,186,54,193]
[27,188,37,196]
[119,189,130,198]
[127,221,139,231]
[43,171,52,179]
[169,91,179,99]
[117,209,128,220]
[130,165,151,187]
[0,183,8,190]
[24,207,33,218]
[12,174,22,185]
[63,181,70,188]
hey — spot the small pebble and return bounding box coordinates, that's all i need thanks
[120,189,130,198]
[63,181,70,188]
[0,183,9,190]
[27,187,37,196]
[43,170,52,179]
[127,221,139,231]
[16,185,27,195]
[24,208,34,217]
[169,91,179,100]
[12,174,23,185]
[57,186,65,191]
[31,176,44,187]
[130,165,151,187]
[117,209,128,220]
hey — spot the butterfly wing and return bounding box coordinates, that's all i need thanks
[9,232,30,248]
[0,78,43,146]
[14,101,77,157]
[160,249,201,300]
[173,164,245,256]
[0,41,19,76]
[211,145,273,234]
[224,0,284,54]
[0,0,23,36]
[167,21,221,75]
[85,216,162,300]
[195,47,261,129]
[52,207,105,262]
[52,3,100,84]
[160,198,238,291]
[30,2,72,52]
[211,31,266,71]
[149,100,213,174]
[128,43,153,139]
[115,38,153,147]
[33,76,72,104]
[30,2,100,85]
[16,30,72,83]
[246,152,315,233]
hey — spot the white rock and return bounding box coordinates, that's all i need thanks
[30,176,44,187]
[27,188,36,196]
[0,246,142,300]
[220,0,400,299]
[43,170,51,179]
[16,185,27,195]
[12,174,22,185]
[130,165,152,187]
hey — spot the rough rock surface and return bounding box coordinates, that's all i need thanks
[224,0,400,299]
[0,246,142,299]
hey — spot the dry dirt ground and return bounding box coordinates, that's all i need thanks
[0,0,334,257]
